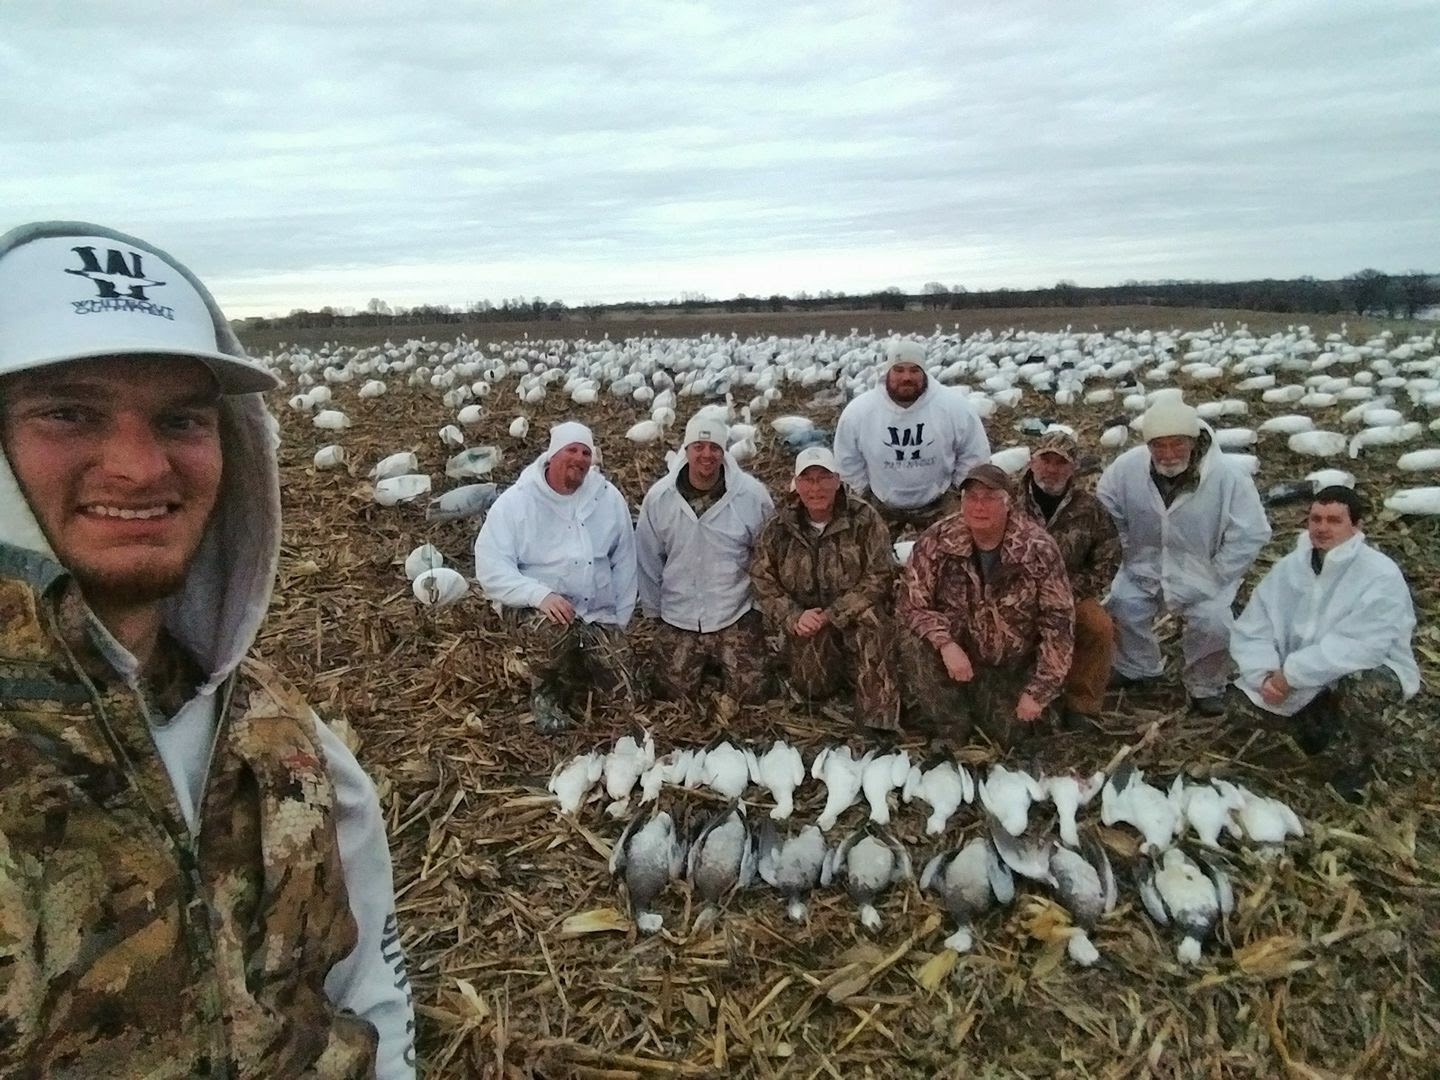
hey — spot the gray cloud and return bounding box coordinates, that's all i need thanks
[4,0,1437,315]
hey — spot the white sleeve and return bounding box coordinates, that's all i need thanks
[1095,460,1125,528]
[754,484,776,533]
[607,488,639,626]
[634,493,665,618]
[1281,572,1415,690]
[473,497,552,609]
[1213,477,1272,587]
[949,395,991,486]
[833,403,869,493]
[315,720,416,1080]
[1229,571,1283,687]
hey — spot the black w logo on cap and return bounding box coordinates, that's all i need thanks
[65,246,166,301]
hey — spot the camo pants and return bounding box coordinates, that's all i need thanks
[1228,666,1405,772]
[506,611,637,710]
[899,632,1036,747]
[876,492,957,541]
[781,608,901,731]
[652,610,768,706]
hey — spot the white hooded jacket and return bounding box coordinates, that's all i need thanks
[0,222,414,1078]
[1231,530,1420,715]
[833,374,990,509]
[1096,427,1271,609]
[635,454,774,632]
[474,448,637,625]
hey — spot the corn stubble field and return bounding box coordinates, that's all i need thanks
[243,307,1439,1079]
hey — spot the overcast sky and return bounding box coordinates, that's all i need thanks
[5,1,1438,317]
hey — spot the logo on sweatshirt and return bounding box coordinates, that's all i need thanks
[884,422,930,462]
[66,245,175,320]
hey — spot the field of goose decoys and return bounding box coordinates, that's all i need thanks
[241,308,1439,1077]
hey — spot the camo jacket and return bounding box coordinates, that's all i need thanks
[1016,474,1122,601]
[0,564,376,1078]
[749,490,894,631]
[898,510,1075,706]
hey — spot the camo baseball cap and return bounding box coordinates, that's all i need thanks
[960,462,1015,496]
[1033,430,1078,462]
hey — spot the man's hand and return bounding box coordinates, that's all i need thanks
[1015,692,1044,723]
[1260,670,1290,707]
[792,608,830,638]
[938,642,973,683]
[538,593,576,625]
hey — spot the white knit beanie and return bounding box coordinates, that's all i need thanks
[546,420,594,457]
[885,337,927,371]
[1141,398,1200,441]
[683,414,728,450]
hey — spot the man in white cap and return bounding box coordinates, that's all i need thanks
[475,420,638,732]
[750,446,900,732]
[1096,393,1271,716]
[1229,486,1420,799]
[636,412,774,722]
[833,336,990,537]
[0,222,413,1076]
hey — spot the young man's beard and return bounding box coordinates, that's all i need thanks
[75,559,191,608]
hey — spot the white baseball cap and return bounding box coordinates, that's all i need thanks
[683,413,729,450]
[793,446,838,476]
[0,223,279,394]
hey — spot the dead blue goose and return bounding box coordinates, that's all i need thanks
[610,810,685,934]
[1047,835,1118,966]
[1137,847,1234,964]
[756,820,827,922]
[822,824,911,931]
[920,835,1014,953]
[686,803,757,933]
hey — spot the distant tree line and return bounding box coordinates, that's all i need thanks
[237,268,1437,334]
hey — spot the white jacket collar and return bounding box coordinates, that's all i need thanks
[517,452,608,506]
[1293,528,1366,571]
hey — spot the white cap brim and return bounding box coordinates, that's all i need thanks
[0,231,278,394]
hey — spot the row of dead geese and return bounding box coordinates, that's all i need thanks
[548,737,1304,964]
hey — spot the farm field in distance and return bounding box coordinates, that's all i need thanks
[239,303,1420,354]
[240,306,1440,1078]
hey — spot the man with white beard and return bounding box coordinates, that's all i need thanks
[833,337,990,538]
[1096,395,1270,717]
[1017,431,1121,727]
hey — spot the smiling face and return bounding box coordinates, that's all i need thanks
[1307,499,1360,552]
[685,439,724,489]
[544,441,592,494]
[885,362,926,405]
[0,356,223,607]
